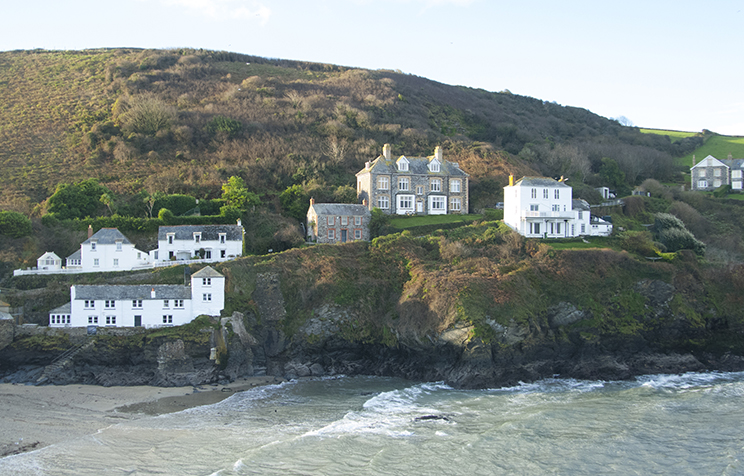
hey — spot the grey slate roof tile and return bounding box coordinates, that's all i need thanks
[82,228,132,245]
[191,266,224,278]
[74,284,192,300]
[158,224,243,241]
[310,204,371,216]
[49,303,71,314]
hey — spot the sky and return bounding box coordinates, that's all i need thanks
[2,0,743,135]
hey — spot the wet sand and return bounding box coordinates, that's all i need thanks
[0,376,280,457]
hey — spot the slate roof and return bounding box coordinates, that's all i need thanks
[82,228,132,245]
[66,249,81,260]
[73,284,191,300]
[513,176,571,188]
[722,159,744,170]
[309,203,371,217]
[49,303,71,314]
[158,224,243,241]
[38,251,61,261]
[358,155,469,177]
[572,199,591,211]
[191,266,224,278]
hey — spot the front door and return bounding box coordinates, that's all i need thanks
[134,315,142,327]
[417,201,423,213]
[341,230,347,243]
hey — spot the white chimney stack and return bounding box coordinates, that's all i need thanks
[434,146,443,162]
[151,287,156,299]
[383,143,392,160]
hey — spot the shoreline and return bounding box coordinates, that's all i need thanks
[0,376,281,458]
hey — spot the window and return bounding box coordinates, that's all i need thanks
[377,196,389,209]
[416,185,423,195]
[203,278,211,286]
[530,204,539,211]
[328,216,335,226]
[174,299,184,308]
[531,188,537,199]
[578,211,583,220]
[137,252,141,259]
[341,216,348,226]
[203,293,212,302]
[132,299,143,308]
[571,224,575,235]
[398,195,414,211]
[106,316,116,325]
[163,300,170,308]
[430,161,440,173]
[450,180,461,193]
[398,160,408,172]
[168,234,174,244]
[105,300,115,309]
[552,205,560,211]
[550,222,554,234]
[543,189,549,199]
[354,229,362,240]
[581,224,586,233]
[529,222,540,234]
[163,315,173,324]
[450,197,461,211]
[354,216,362,226]
[169,251,174,259]
[714,168,721,177]
[91,242,97,251]
[116,241,122,251]
[219,233,226,244]
[554,189,560,199]
[194,233,201,243]
[430,196,446,211]
[221,250,226,258]
[328,229,335,240]
[377,176,389,190]
[556,223,561,234]
[430,179,441,192]
[93,258,100,266]
[698,180,708,188]
[204,250,212,259]
[84,300,95,309]
[113,259,119,267]
[88,316,98,324]
[398,177,410,191]
[714,179,722,187]
[733,170,743,179]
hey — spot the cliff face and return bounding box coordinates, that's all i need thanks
[4,224,744,388]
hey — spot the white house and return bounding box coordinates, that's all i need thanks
[150,222,244,263]
[504,175,612,238]
[37,252,62,271]
[49,266,225,328]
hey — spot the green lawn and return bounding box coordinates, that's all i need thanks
[640,128,698,143]
[389,214,481,229]
[680,134,744,166]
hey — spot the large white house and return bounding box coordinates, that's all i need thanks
[48,266,225,328]
[504,176,612,238]
[70,228,151,272]
[149,222,244,263]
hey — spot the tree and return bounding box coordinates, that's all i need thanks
[0,211,32,238]
[369,207,393,238]
[221,176,260,214]
[46,179,110,219]
[599,157,626,189]
[653,213,705,255]
[279,184,310,222]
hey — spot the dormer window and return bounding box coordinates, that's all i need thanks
[429,160,441,173]
[397,157,409,172]
[167,233,174,244]
[194,232,201,243]
[219,233,226,244]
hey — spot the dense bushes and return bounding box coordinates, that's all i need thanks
[0,211,32,238]
[653,213,705,255]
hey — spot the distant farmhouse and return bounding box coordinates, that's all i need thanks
[306,199,371,244]
[15,220,244,276]
[356,144,469,215]
[504,175,612,238]
[49,266,224,328]
[690,154,744,191]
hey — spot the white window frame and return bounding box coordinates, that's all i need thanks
[377,176,389,190]
[554,189,560,199]
[328,216,335,226]
[88,315,98,324]
[167,234,174,244]
[341,216,348,226]
[104,300,115,309]
[203,293,212,302]
[328,229,335,240]
[163,315,173,324]
[354,229,362,240]
[354,216,362,226]
[132,299,143,308]
[93,258,100,267]
[397,160,408,172]
[429,160,440,173]
[430,179,441,192]
[377,196,390,209]
[450,197,461,211]
[194,232,201,243]
[450,180,461,193]
[429,196,446,212]
[543,189,549,199]
[397,194,415,212]
[398,177,410,191]
[203,278,211,286]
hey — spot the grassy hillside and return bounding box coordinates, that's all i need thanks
[641,128,744,167]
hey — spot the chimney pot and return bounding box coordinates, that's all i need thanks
[151,287,156,298]
[509,174,514,186]
[88,224,93,239]
[383,144,391,160]
[310,197,315,205]
[434,146,443,161]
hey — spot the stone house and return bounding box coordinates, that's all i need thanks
[356,144,469,215]
[504,175,612,238]
[306,199,371,244]
[49,266,225,328]
[690,155,744,191]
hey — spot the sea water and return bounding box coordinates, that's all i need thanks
[2,372,744,475]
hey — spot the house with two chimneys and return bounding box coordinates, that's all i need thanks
[503,175,612,238]
[48,266,225,328]
[690,154,744,191]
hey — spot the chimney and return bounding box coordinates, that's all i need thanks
[509,174,514,186]
[236,218,242,227]
[729,152,733,160]
[692,154,696,166]
[434,146,443,162]
[559,176,564,182]
[151,287,156,299]
[310,197,315,205]
[88,224,93,239]
[383,143,391,160]
[362,199,368,207]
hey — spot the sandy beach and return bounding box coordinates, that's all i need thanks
[0,376,281,457]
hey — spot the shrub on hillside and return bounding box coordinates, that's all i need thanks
[45,179,110,220]
[0,211,32,238]
[653,213,705,255]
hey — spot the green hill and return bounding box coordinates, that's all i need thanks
[641,128,744,167]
